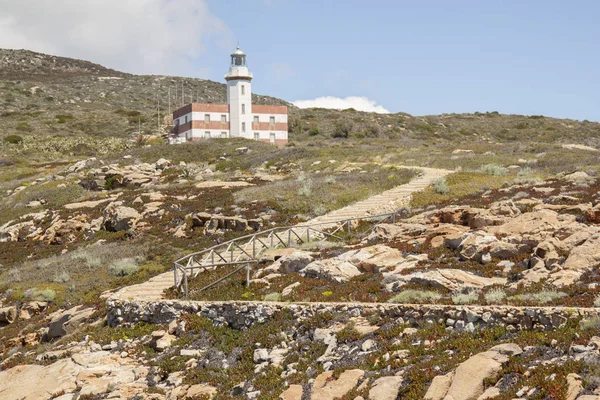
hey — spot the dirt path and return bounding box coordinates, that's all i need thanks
[109,166,453,302]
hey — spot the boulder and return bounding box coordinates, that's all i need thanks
[0,306,17,324]
[564,233,600,271]
[425,372,454,400]
[425,344,521,400]
[487,209,561,241]
[186,384,217,399]
[48,306,94,339]
[280,384,303,400]
[270,251,314,274]
[0,358,82,400]
[368,376,404,400]
[566,373,583,400]
[300,258,362,283]
[338,245,405,272]
[387,269,506,292]
[102,202,141,232]
[311,369,364,400]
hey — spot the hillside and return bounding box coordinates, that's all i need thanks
[3,49,600,399]
[2,49,600,161]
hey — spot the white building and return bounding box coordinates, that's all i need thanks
[171,47,288,146]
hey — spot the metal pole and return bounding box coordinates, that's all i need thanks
[246,264,250,287]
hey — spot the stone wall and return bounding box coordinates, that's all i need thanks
[106,299,600,332]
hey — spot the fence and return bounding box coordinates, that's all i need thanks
[173,212,399,296]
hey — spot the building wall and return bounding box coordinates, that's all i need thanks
[171,103,288,146]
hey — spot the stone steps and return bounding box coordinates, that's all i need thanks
[109,166,453,302]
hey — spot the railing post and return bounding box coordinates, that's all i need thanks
[392,213,396,224]
[270,232,274,248]
[246,263,250,287]
[211,250,214,265]
[307,227,310,243]
[347,220,351,235]
[252,236,256,258]
[288,229,291,247]
[184,269,188,297]
[174,263,178,287]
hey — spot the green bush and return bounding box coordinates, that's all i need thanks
[4,134,23,144]
[27,288,56,302]
[56,114,74,124]
[387,290,442,304]
[16,122,31,131]
[480,163,508,176]
[452,290,480,305]
[109,258,139,276]
[432,177,450,194]
[263,293,282,302]
[484,287,507,304]
[308,127,320,136]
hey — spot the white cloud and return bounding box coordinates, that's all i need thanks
[293,96,390,114]
[0,0,232,76]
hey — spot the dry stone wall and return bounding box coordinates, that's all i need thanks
[106,299,600,332]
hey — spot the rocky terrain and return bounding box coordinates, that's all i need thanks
[3,49,600,400]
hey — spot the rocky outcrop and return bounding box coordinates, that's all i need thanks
[102,202,141,232]
[0,306,17,324]
[299,258,362,283]
[425,343,522,400]
[48,306,95,339]
[385,268,506,292]
[310,369,364,400]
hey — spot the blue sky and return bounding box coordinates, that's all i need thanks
[200,0,600,120]
[1,0,598,120]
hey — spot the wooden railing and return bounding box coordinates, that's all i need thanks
[173,212,398,296]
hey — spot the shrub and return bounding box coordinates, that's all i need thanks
[27,288,56,302]
[16,122,31,131]
[332,120,353,138]
[432,177,450,194]
[109,258,139,276]
[452,290,480,305]
[53,270,71,283]
[4,134,23,144]
[387,290,442,304]
[264,293,282,302]
[56,114,74,124]
[485,287,507,304]
[580,317,600,331]
[480,163,508,176]
[71,248,103,269]
[8,268,21,282]
[308,127,320,136]
[510,290,567,305]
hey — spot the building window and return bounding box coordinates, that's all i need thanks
[241,104,246,114]
[270,133,276,143]
[204,114,210,123]
[253,116,259,124]
[185,116,188,124]
[221,114,227,123]
[241,85,245,95]
[254,132,259,141]
[205,131,211,139]
[221,132,227,138]
[269,116,275,126]
[242,122,246,133]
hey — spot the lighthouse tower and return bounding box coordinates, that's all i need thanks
[225,46,253,138]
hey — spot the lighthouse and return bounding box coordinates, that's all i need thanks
[171,46,288,146]
[225,46,253,138]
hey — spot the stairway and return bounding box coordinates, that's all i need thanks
[108,166,453,302]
